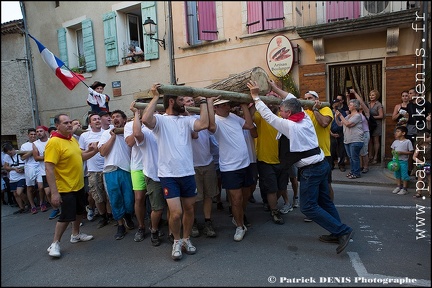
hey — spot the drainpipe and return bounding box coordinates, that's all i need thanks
[167,1,176,84]
[20,1,40,126]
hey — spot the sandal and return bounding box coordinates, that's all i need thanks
[370,159,378,165]
[348,174,360,179]
[413,192,422,198]
[346,172,353,177]
[362,168,369,173]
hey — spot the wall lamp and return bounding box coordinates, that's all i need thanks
[143,17,166,50]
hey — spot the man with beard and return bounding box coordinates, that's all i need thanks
[98,110,134,240]
[141,83,210,261]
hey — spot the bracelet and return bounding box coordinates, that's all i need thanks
[199,99,207,104]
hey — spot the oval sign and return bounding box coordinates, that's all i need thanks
[266,35,294,78]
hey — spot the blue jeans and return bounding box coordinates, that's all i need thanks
[344,142,363,176]
[299,160,352,236]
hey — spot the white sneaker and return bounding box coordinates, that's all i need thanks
[392,187,401,194]
[70,232,94,243]
[293,197,300,208]
[182,238,197,255]
[47,241,61,258]
[279,203,293,214]
[397,188,409,195]
[86,207,94,221]
[234,226,247,241]
[172,239,183,260]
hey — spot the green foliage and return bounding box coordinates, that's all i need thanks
[275,72,299,97]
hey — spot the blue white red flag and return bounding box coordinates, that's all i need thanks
[29,34,84,90]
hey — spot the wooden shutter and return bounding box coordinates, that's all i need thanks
[247,1,263,34]
[82,19,96,72]
[102,11,119,67]
[142,1,159,60]
[186,1,200,45]
[326,1,360,22]
[299,63,326,99]
[198,1,217,41]
[263,1,284,30]
[57,28,68,67]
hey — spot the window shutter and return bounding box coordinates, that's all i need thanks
[57,28,68,67]
[142,1,159,60]
[198,1,217,41]
[82,19,97,72]
[186,1,200,45]
[326,1,360,22]
[263,1,284,30]
[102,11,119,67]
[247,1,263,34]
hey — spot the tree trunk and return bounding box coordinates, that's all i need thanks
[205,67,271,95]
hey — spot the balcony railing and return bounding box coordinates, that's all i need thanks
[295,1,421,27]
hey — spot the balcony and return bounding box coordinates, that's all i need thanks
[296,1,422,40]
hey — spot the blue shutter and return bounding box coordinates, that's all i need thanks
[102,11,119,67]
[82,19,97,72]
[186,1,200,45]
[198,1,217,41]
[142,1,159,60]
[263,1,284,30]
[247,2,263,34]
[57,28,68,67]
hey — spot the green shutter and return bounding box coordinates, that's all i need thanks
[102,11,119,67]
[82,19,97,72]
[142,1,159,60]
[57,28,68,67]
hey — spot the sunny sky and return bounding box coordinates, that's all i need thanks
[1,1,23,23]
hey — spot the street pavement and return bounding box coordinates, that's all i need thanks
[1,165,430,287]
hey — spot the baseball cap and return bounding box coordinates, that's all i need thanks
[332,99,342,104]
[213,99,230,106]
[306,91,319,98]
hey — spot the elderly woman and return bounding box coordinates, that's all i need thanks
[335,99,364,179]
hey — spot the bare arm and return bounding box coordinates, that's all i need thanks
[352,89,370,118]
[208,98,216,133]
[45,162,61,207]
[32,143,43,162]
[142,83,160,129]
[193,97,210,132]
[98,129,116,157]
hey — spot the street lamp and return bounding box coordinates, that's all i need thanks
[143,17,166,50]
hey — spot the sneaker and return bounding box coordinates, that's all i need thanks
[40,203,48,212]
[217,202,224,211]
[70,232,93,243]
[234,225,247,241]
[47,241,61,258]
[271,209,284,224]
[115,225,127,240]
[397,188,409,195]
[182,238,197,255]
[304,217,313,222]
[123,214,135,230]
[31,206,38,214]
[293,197,300,208]
[150,230,162,246]
[49,209,60,220]
[279,203,293,214]
[134,228,145,242]
[203,220,216,237]
[86,207,95,221]
[319,234,339,244]
[97,218,109,229]
[263,203,270,212]
[191,220,200,238]
[172,239,183,260]
[392,187,402,194]
[168,233,174,244]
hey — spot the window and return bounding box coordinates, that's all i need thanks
[247,1,284,34]
[185,1,217,45]
[326,1,361,22]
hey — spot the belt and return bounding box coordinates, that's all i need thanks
[299,159,325,172]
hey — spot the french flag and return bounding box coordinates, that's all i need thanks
[29,34,84,90]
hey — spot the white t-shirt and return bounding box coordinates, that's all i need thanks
[152,114,196,178]
[79,129,105,172]
[124,121,144,171]
[98,128,131,172]
[33,139,48,176]
[20,142,39,168]
[191,115,213,167]
[391,139,414,161]
[3,153,25,183]
[243,128,257,163]
[213,113,250,172]
[137,124,159,182]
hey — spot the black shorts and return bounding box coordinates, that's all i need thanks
[57,188,87,222]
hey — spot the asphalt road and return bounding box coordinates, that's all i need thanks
[1,183,431,287]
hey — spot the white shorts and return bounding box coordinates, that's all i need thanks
[25,165,42,186]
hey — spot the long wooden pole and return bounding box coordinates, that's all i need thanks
[156,84,330,107]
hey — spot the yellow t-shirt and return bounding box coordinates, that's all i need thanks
[45,136,84,192]
[254,111,280,164]
[305,107,334,156]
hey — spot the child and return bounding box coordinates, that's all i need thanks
[391,126,414,195]
[412,134,431,198]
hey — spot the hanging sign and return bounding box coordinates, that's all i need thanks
[266,35,294,77]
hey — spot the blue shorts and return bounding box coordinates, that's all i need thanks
[9,179,26,191]
[160,175,197,199]
[220,167,254,190]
